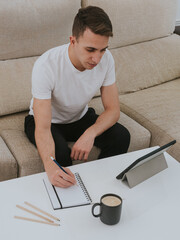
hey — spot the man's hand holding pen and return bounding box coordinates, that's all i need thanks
[45,157,76,188]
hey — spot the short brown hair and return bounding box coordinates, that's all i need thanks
[72,6,113,39]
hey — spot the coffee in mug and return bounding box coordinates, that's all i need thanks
[92,193,122,225]
[101,195,121,206]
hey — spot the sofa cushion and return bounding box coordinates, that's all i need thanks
[0,57,37,116]
[88,98,151,152]
[119,78,180,162]
[110,34,180,94]
[0,0,80,60]
[0,136,17,181]
[82,0,177,48]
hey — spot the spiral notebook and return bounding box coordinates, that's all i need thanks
[43,173,92,210]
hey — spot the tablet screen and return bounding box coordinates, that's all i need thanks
[116,140,176,179]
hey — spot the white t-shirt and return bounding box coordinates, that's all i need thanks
[29,43,115,123]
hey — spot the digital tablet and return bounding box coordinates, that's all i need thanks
[116,140,176,180]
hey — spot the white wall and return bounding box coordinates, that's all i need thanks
[177,0,180,25]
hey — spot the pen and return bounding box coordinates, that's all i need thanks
[50,156,68,174]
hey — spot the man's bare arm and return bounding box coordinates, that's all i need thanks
[33,98,76,187]
[71,83,120,161]
[90,82,120,136]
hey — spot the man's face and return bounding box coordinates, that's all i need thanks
[70,28,109,71]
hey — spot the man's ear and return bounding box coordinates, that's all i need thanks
[69,36,76,45]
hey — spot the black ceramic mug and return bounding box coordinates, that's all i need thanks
[91,193,122,225]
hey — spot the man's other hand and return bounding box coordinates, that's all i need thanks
[71,129,95,161]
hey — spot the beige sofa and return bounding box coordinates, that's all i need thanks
[0,0,179,182]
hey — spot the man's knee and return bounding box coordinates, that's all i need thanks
[24,115,36,146]
[111,123,131,153]
[55,146,72,167]
[51,127,72,167]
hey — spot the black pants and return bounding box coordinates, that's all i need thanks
[24,108,130,167]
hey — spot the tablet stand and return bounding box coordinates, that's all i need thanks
[122,153,168,188]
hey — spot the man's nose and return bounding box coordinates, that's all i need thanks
[92,52,102,64]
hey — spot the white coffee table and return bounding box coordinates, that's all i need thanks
[0,147,180,240]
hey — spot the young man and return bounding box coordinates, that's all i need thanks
[24,6,130,188]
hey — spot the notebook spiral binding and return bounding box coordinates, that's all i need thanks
[75,173,92,202]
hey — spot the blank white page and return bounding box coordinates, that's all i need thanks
[54,173,91,208]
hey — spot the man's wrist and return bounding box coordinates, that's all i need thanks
[85,124,99,138]
[44,156,56,171]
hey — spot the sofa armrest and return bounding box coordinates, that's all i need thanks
[0,136,17,181]
[1,130,44,177]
